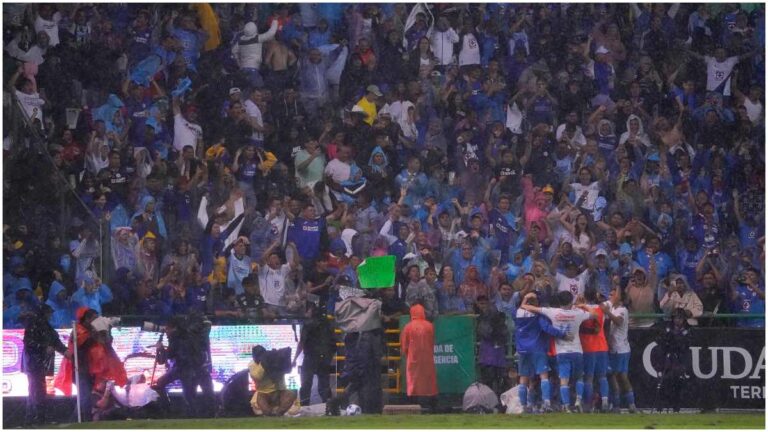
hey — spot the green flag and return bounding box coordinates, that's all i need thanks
[356,255,396,289]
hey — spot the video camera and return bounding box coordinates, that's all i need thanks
[142,321,166,333]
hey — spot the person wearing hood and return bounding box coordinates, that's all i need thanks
[659,274,703,326]
[131,195,167,240]
[619,114,651,153]
[71,274,113,316]
[363,144,392,200]
[55,307,98,421]
[232,19,279,88]
[136,231,160,284]
[4,256,33,306]
[400,304,438,410]
[92,94,125,136]
[626,260,658,329]
[4,285,39,329]
[46,279,74,328]
[111,227,138,274]
[22,304,69,426]
[595,118,618,161]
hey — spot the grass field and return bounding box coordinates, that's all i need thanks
[60,413,766,429]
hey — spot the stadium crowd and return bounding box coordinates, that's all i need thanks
[4,2,764,328]
[2,1,766,418]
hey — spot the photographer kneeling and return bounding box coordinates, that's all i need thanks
[249,345,297,416]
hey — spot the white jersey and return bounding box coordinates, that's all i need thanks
[555,270,589,300]
[258,263,290,306]
[458,32,481,66]
[605,302,630,354]
[540,307,590,354]
[172,113,202,152]
[705,56,738,95]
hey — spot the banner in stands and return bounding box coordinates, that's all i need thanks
[2,325,301,397]
[400,315,476,394]
[628,328,765,409]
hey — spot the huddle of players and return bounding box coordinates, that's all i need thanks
[514,287,635,414]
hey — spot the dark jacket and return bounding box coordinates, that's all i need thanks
[23,313,67,374]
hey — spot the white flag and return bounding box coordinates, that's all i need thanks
[506,102,523,134]
[197,195,209,228]
[403,3,434,49]
[222,197,245,251]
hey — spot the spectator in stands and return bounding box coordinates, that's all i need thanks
[659,274,704,326]
[730,267,765,328]
[71,275,113,315]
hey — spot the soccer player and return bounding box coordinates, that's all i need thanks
[602,286,637,413]
[577,290,609,412]
[514,290,568,412]
[520,291,596,413]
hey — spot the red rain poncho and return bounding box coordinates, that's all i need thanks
[400,304,438,396]
[54,308,127,395]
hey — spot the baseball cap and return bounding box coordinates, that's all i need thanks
[229,87,241,96]
[366,85,383,97]
[542,184,555,194]
[595,249,608,257]
[596,45,610,55]
[620,243,633,256]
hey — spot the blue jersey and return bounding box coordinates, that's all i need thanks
[172,28,203,70]
[488,208,518,257]
[514,308,565,354]
[733,284,765,328]
[287,217,324,261]
[739,224,762,251]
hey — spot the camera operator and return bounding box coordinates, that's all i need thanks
[22,304,70,426]
[293,301,336,406]
[654,308,692,413]
[249,345,297,416]
[153,314,215,418]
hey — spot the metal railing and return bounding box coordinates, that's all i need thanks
[105,312,764,327]
[5,90,106,277]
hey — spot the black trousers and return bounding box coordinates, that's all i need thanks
[155,365,216,418]
[479,365,506,396]
[25,371,46,424]
[341,331,383,414]
[299,355,332,406]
